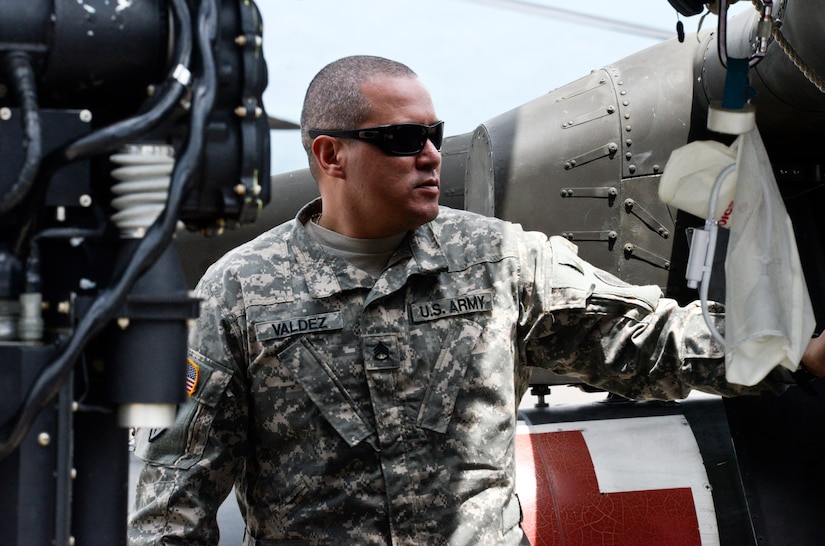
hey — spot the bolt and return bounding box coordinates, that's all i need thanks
[38,432,51,446]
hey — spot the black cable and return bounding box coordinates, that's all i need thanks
[0,51,42,214]
[0,0,218,462]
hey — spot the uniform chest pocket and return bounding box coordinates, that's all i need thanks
[417,318,484,433]
[278,337,377,450]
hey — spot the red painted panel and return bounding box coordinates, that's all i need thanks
[516,430,701,546]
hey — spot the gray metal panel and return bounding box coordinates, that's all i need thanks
[462,39,696,282]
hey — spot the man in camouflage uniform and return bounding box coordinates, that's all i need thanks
[129,55,809,545]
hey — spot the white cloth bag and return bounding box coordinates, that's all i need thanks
[723,128,815,385]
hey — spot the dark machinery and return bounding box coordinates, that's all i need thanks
[0,1,269,544]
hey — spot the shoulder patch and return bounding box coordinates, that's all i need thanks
[186,358,200,396]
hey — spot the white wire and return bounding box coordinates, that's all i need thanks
[699,163,737,347]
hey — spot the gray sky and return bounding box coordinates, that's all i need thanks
[259,1,747,174]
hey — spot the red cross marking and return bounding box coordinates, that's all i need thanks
[516,430,701,546]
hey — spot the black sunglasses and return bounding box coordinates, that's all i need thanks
[308,121,444,156]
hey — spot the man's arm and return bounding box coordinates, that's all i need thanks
[129,271,249,545]
[128,351,245,545]
[522,235,797,399]
[802,334,825,377]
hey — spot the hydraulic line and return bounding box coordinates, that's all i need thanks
[0,51,42,214]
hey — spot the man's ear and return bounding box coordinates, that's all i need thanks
[312,136,346,179]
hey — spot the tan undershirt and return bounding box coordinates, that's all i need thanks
[305,217,407,277]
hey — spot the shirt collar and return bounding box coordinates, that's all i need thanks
[291,199,450,298]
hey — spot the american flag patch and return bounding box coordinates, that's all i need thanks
[186,358,200,396]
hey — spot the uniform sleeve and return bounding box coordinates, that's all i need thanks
[128,280,249,545]
[521,235,793,399]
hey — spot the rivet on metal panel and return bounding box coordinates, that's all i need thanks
[628,165,637,174]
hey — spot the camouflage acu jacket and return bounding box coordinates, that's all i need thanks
[129,200,789,545]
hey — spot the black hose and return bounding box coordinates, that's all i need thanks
[0,0,218,462]
[0,51,42,214]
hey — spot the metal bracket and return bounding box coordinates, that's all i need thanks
[623,199,670,239]
[559,186,618,199]
[561,104,617,129]
[563,142,619,170]
[623,243,671,270]
[560,230,618,250]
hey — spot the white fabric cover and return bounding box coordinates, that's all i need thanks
[660,129,815,385]
[723,129,815,385]
[658,139,737,225]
